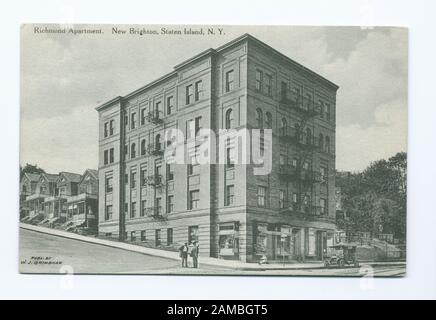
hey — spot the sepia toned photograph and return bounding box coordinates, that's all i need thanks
[19,24,407,277]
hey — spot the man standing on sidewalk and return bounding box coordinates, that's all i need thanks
[179,242,189,268]
[191,241,199,268]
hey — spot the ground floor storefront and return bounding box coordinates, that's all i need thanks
[98,210,336,263]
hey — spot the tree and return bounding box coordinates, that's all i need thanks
[20,163,45,180]
[336,152,407,241]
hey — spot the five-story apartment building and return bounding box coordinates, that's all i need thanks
[96,34,338,262]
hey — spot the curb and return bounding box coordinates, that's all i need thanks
[20,223,406,271]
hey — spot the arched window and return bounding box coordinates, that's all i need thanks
[255,108,263,129]
[155,134,161,151]
[306,128,312,145]
[265,112,272,129]
[325,136,330,153]
[141,139,146,156]
[319,133,324,150]
[281,118,287,136]
[225,109,234,129]
[131,143,136,159]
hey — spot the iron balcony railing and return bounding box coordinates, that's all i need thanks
[278,126,320,150]
[278,165,322,184]
[147,143,164,156]
[280,92,321,117]
[280,202,331,219]
[145,206,165,219]
[145,174,164,187]
[146,110,164,125]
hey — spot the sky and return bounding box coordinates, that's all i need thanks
[20,25,408,174]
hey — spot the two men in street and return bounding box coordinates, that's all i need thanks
[178,241,199,268]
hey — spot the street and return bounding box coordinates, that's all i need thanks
[19,228,406,276]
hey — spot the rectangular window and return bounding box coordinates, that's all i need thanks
[320,198,327,215]
[225,185,234,206]
[124,144,128,158]
[167,164,174,181]
[155,101,162,118]
[167,195,174,213]
[281,81,288,101]
[280,154,286,165]
[319,101,324,119]
[226,146,234,168]
[124,202,128,215]
[189,190,200,210]
[105,176,113,193]
[131,201,136,218]
[195,80,203,101]
[141,200,147,217]
[265,74,272,96]
[130,231,136,242]
[140,167,147,186]
[155,197,162,215]
[188,162,200,176]
[104,122,108,138]
[320,166,328,183]
[131,113,136,129]
[167,228,173,245]
[105,205,113,221]
[104,150,108,165]
[186,84,193,104]
[125,173,128,185]
[124,115,128,129]
[110,120,114,135]
[131,171,137,189]
[167,96,174,115]
[141,108,147,125]
[257,186,267,207]
[293,193,298,203]
[306,93,313,110]
[225,70,234,92]
[141,230,146,242]
[195,116,202,137]
[279,190,285,209]
[155,229,161,246]
[255,69,263,91]
[325,103,331,121]
[186,119,194,140]
[110,148,114,163]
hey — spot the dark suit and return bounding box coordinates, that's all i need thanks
[191,245,199,268]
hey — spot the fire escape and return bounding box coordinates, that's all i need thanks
[279,90,322,216]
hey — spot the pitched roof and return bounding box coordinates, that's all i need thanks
[23,173,40,182]
[80,169,98,184]
[41,173,59,182]
[87,169,98,179]
[59,172,82,183]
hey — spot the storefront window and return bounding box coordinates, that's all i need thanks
[218,223,239,257]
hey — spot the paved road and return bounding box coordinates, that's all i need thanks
[19,228,406,276]
[19,228,222,274]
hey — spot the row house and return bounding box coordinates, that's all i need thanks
[19,170,99,230]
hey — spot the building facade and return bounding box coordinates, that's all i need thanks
[96,34,338,262]
[20,170,99,231]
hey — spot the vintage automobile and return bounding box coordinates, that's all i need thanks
[324,243,360,268]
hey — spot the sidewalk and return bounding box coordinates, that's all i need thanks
[20,223,406,271]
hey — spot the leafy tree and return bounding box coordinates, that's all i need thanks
[20,163,45,180]
[336,152,407,241]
